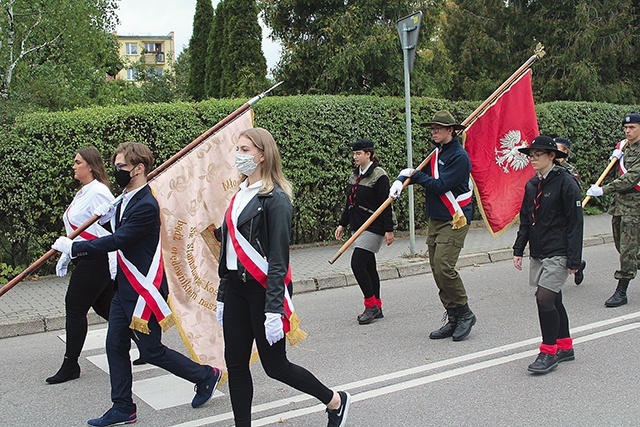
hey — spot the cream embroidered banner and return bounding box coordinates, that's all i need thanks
[149,110,253,371]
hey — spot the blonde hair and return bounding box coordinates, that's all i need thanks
[238,128,292,199]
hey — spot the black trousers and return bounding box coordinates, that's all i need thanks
[64,255,114,361]
[106,292,210,413]
[223,273,333,427]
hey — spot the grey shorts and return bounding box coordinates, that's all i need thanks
[353,230,384,253]
[529,256,569,293]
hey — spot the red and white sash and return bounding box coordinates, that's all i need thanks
[117,240,174,334]
[64,209,99,241]
[615,140,640,191]
[431,148,473,229]
[225,195,307,346]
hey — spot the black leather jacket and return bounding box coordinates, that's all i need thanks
[217,184,292,314]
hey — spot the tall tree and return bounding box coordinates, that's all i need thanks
[188,0,214,101]
[204,1,227,98]
[440,0,640,103]
[437,0,512,101]
[218,0,268,98]
[259,0,444,95]
[0,0,121,120]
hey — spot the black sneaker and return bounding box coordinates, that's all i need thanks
[191,366,222,408]
[527,352,559,374]
[87,407,137,426]
[326,391,351,427]
[574,260,587,285]
[557,348,575,363]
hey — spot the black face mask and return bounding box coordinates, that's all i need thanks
[114,168,133,188]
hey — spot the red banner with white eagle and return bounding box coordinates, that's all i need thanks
[464,69,539,235]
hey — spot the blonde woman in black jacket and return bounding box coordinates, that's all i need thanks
[216,128,351,427]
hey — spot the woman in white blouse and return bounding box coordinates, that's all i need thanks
[46,147,116,384]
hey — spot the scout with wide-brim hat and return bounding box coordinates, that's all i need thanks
[426,110,466,131]
[518,135,568,159]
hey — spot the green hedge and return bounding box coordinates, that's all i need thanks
[0,96,638,274]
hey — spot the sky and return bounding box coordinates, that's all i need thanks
[114,0,282,73]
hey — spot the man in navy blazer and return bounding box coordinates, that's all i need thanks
[53,142,221,427]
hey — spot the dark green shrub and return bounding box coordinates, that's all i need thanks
[0,96,637,271]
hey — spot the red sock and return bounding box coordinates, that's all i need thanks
[539,343,557,355]
[376,297,382,309]
[556,337,573,351]
[364,296,377,308]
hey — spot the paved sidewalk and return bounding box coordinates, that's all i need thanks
[0,214,613,338]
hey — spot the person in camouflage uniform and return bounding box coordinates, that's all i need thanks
[554,137,587,285]
[586,113,640,307]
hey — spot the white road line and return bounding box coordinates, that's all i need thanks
[171,311,640,427]
[250,322,640,426]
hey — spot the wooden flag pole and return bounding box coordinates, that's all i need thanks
[0,82,283,298]
[328,151,436,264]
[328,44,546,264]
[462,43,545,128]
[581,139,627,208]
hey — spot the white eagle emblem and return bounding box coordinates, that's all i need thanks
[495,130,530,173]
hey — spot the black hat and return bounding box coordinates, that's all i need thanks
[351,138,374,151]
[622,113,640,125]
[426,110,465,131]
[518,135,568,158]
[553,137,571,149]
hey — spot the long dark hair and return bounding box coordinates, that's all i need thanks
[78,147,109,186]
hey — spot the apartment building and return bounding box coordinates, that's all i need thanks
[114,32,175,81]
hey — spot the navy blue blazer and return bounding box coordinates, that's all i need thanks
[73,184,169,307]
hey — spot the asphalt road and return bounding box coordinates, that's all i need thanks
[2,243,640,427]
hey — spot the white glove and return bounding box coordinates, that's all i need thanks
[264,312,284,345]
[586,185,603,197]
[610,148,624,161]
[389,180,404,199]
[398,168,413,178]
[52,236,74,255]
[108,252,117,280]
[216,302,224,327]
[94,202,116,225]
[55,253,71,277]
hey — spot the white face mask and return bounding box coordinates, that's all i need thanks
[235,153,259,176]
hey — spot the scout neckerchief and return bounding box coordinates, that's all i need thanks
[615,140,640,191]
[430,147,473,229]
[225,193,307,346]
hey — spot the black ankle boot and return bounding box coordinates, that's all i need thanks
[429,307,458,339]
[46,358,80,384]
[358,306,381,325]
[452,303,476,341]
[605,279,629,308]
